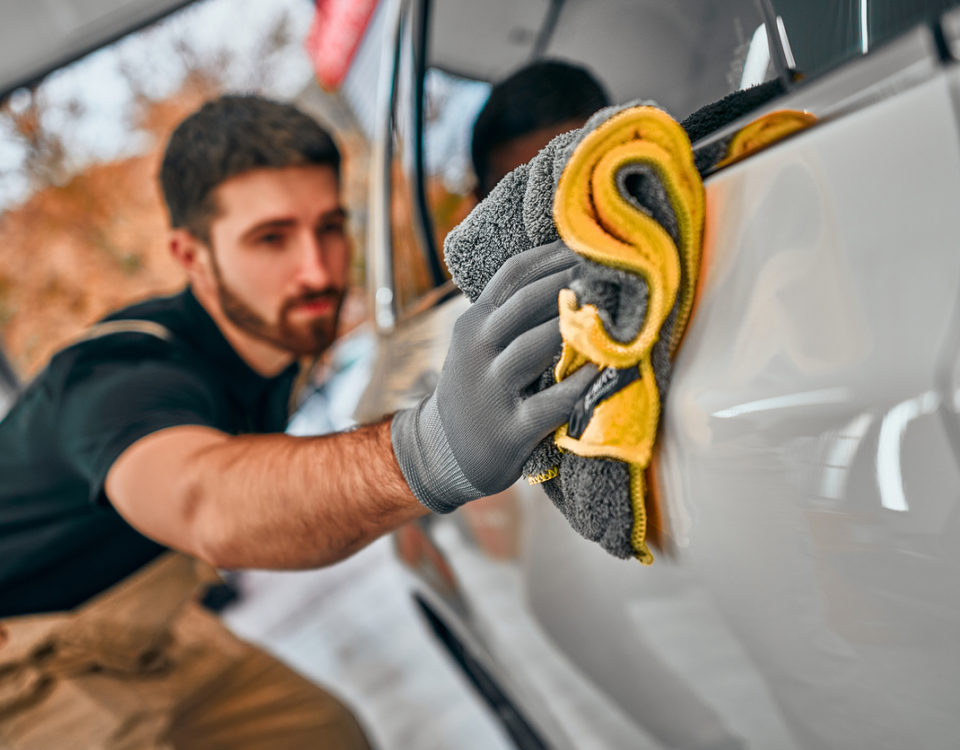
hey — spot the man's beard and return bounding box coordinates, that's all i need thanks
[212,267,344,357]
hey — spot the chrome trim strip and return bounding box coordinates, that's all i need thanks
[368,0,406,335]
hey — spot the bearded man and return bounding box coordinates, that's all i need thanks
[0,95,591,749]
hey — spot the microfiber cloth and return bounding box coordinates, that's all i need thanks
[445,88,816,563]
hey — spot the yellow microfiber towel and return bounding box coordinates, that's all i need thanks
[551,106,704,564]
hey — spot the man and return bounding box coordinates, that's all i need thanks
[471,59,610,198]
[0,95,593,748]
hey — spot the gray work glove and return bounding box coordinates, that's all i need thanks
[392,240,596,513]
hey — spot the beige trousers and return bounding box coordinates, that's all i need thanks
[0,554,372,750]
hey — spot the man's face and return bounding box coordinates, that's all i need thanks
[203,165,350,357]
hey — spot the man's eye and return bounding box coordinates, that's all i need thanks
[318,220,346,237]
[256,233,285,246]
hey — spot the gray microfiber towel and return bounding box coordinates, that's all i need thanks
[446,100,680,559]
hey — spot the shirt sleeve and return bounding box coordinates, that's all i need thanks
[57,353,224,507]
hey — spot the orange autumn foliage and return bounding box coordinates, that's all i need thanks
[0,86,223,377]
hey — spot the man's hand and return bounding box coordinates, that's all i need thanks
[392,240,596,512]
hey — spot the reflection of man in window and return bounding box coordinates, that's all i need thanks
[0,95,593,748]
[471,59,610,199]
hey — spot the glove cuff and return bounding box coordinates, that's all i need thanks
[391,396,483,514]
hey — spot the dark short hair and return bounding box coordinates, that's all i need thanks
[160,94,341,242]
[471,59,610,196]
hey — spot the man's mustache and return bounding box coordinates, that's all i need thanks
[282,289,344,313]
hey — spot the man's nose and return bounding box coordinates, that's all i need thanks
[294,233,333,288]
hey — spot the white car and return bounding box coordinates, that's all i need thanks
[355,1,960,748]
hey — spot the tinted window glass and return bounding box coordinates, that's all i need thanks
[421,69,488,254]
[772,0,960,77]
[387,17,436,317]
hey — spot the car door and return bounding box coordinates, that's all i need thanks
[357,1,960,748]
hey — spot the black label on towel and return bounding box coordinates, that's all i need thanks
[567,365,640,440]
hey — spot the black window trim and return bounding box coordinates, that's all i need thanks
[410,0,447,289]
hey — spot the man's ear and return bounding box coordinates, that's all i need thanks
[169,228,202,271]
[169,229,216,286]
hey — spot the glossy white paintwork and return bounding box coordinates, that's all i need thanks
[653,69,960,748]
[522,65,960,750]
[428,62,960,750]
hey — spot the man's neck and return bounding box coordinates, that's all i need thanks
[190,286,295,377]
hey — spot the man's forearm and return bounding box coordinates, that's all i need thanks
[190,418,426,569]
[108,419,427,570]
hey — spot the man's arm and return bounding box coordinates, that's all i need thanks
[108,241,593,571]
[106,419,423,570]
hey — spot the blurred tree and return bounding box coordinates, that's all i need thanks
[0,89,72,192]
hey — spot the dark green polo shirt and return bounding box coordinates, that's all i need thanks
[0,288,297,617]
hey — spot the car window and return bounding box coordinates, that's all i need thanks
[386,12,436,317]
[385,0,960,317]
[385,9,489,321]
[387,0,776,318]
[772,0,960,78]
[421,69,488,262]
